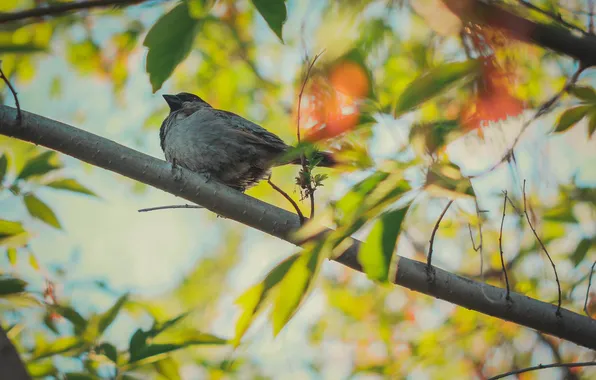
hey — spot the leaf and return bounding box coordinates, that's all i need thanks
[98,294,128,335]
[143,3,201,92]
[0,43,47,53]
[24,194,61,229]
[233,254,300,345]
[129,337,226,363]
[250,0,287,42]
[17,151,61,180]
[44,313,60,334]
[98,342,118,363]
[129,328,148,362]
[64,372,97,380]
[45,178,97,197]
[27,360,57,377]
[554,105,591,133]
[0,276,27,295]
[395,60,479,115]
[588,111,596,138]
[31,336,84,361]
[51,305,87,334]
[154,357,181,380]
[6,248,17,266]
[0,219,25,239]
[271,243,327,335]
[358,206,409,282]
[569,85,596,102]
[186,0,215,18]
[425,162,474,198]
[28,251,40,270]
[0,153,7,184]
[570,238,593,266]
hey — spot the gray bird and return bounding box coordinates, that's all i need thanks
[159,92,335,192]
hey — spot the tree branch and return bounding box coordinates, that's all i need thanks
[1,105,596,349]
[0,322,31,380]
[0,0,150,24]
[445,0,596,67]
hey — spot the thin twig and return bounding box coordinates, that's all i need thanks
[138,204,203,212]
[0,0,148,23]
[589,0,595,33]
[0,62,21,123]
[522,180,562,315]
[268,176,305,225]
[469,64,586,179]
[516,0,589,35]
[296,51,324,218]
[468,223,481,252]
[475,196,499,303]
[488,361,596,380]
[585,260,596,318]
[426,200,454,270]
[499,191,511,299]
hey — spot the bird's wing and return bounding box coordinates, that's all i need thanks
[215,109,288,150]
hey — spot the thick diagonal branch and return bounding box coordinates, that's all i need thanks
[0,323,31,380]
[1,105,595,349]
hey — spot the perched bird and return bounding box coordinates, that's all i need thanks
[159,92,335,192]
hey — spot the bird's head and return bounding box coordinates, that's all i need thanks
[162,92,211,112]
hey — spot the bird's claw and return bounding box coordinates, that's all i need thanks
[171,159,183,181]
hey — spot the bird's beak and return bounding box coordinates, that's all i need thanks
[162,94,182,111]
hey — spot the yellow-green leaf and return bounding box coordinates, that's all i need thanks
[425,162,474,199]
[588,112,596,138]
[271,244,327,335]
[554,105,591,133]
[24,194,61,229]
[0,154,8,184]
[395,60,479,115]
[31,336,83,361]
[17,151,61,180]
[154,357,181,380]
[233,254,300,345]
[6,247,17,266]
[358,206,409,282]
[45,178,97,197]
[28,251,40,270]
[98,294,128,335]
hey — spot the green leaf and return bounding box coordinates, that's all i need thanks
[251,0,287,42]
[554,105,591,133]
[64,372,97,380]
[0,154,8,184]
[588,112,596,138]
[143,3,201,92]
[23,194,61,229]
[395,60,479,115]
[569,86,596,102]
[98,294,128,335]
[51,305,87,334]
[31,336,84,361]
[45,178,97,197]
[129,328,148,362]
[0,43,47,54]
[0,276,27,295]
[154,357,181,380]
[570,238,593,266]
[6,248,17,266]
[271,243,327,335]
[233,254,300,345]
[44,313,60,334]
[17,151,61,180]
[0,220,25,239]
[358,206,409,282]
[98,342,118,363]
[130,337,226,363]
[425,162,474,198]
[147,312,190,339]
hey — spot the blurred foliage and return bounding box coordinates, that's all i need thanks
[1,0,596,379]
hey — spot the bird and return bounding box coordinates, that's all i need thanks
[159,92,335,192]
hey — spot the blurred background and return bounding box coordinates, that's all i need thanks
[0,0,595,379]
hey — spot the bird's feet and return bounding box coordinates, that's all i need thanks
[171,159,183,181]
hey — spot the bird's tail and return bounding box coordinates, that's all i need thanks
[289,151,336,168]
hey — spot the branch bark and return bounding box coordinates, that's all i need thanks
[0,323,31,380]
[0,0,149,23]
[1,105,596,349]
